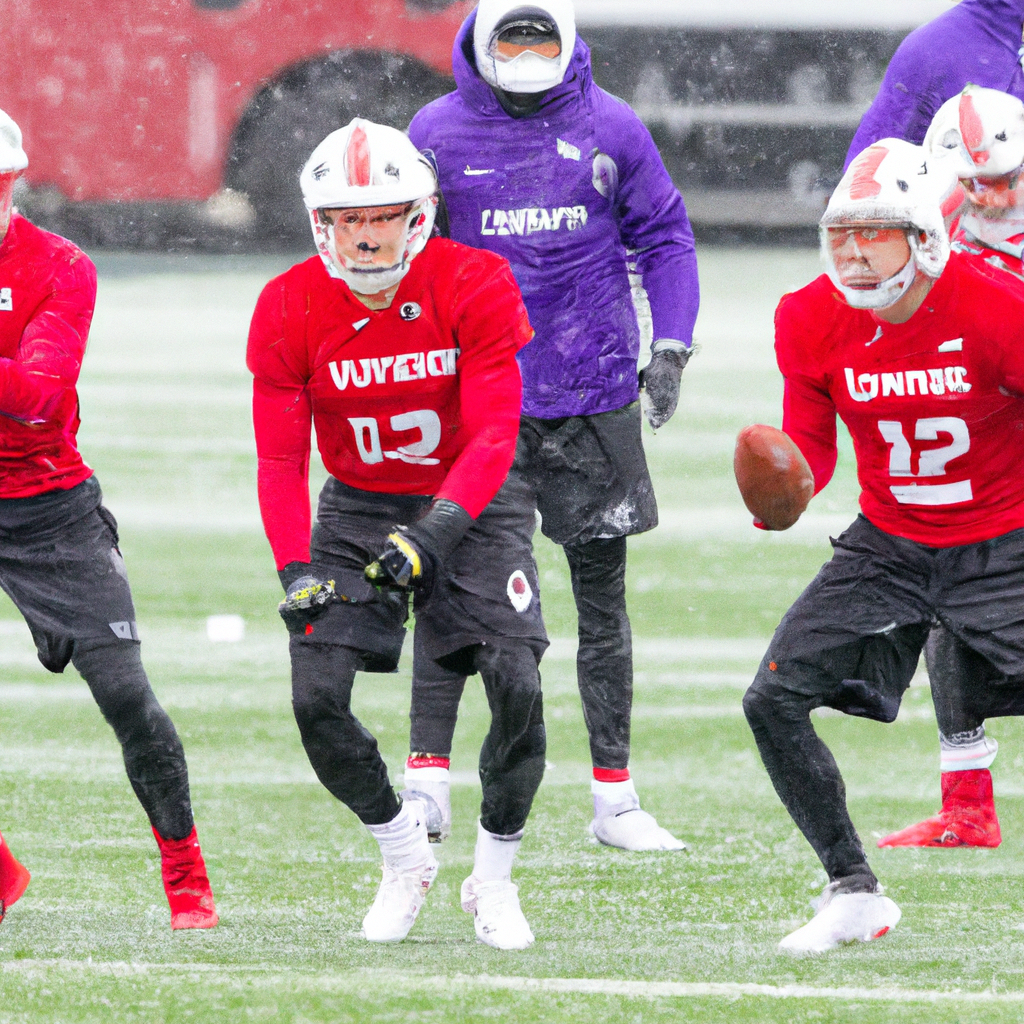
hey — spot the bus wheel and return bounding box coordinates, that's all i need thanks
[226,50,452,249]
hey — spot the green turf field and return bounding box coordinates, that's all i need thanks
[3,248,1024,1023]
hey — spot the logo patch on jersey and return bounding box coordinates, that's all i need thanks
[844,366,971,402]
[464,165,496,176]
[353,317,370,332]
[480,206,588,237]
[507,570,533,613]
[109,621,139,641]
[399,302,421,321]
[938,338,963,353]
[557,138,581,161]
[0,288,11,311]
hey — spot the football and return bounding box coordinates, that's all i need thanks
[734,424,814,531]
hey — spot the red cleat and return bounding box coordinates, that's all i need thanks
[0,830,31,924]
[878,769,1001,848]
[153,826,219,930]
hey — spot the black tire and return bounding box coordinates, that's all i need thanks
[226,51,453,248]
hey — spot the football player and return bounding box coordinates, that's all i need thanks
[247,119,548,949]
[845,0,1024,168]
[873,85,1024,849]
[743,139,1024,953]
[405,0,698,852]
[0,109,216,930]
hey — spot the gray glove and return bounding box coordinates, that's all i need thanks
[639,340,692,430]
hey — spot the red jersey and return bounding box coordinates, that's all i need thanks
[0,214,96,498]
[247,238,532,570]
[776,252,1024,547]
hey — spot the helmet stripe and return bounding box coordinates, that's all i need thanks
[849,145,888,200]
[346,126,371,187]
[959,93,989,165]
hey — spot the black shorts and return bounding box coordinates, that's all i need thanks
[516,400,657,547]
[296,473,548,673]
[0,476,139,673]
[762,515,1024,720]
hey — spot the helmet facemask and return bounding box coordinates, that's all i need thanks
[822,224,920,310]
[310,196,437,294]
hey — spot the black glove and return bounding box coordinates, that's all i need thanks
[639,340,692,430]
[365,499,473,592]
[277,561,337,634]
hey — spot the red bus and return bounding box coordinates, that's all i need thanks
[2,0,472,240]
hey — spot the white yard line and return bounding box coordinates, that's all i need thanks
[2,961,1023,1004]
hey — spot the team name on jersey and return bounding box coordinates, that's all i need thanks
[480,206,588,237]
[328,348,457,392]
[844,366,972,403]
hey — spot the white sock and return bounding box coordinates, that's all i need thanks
[939,728,998,772]
[473,820,522,882]
[404,765,450,787]
[365,801,431,872]
[591,777,640,819]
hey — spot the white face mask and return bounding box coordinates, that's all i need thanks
[827,251,919,310]
[961,207,1024,249]
[310,198,437,294]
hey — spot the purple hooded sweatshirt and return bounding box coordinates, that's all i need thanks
[846,0,1024,168]
[408,12,699,419]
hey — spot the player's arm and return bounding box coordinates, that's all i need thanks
[844,33,943,168]
[367,256,528,592]
[601,101,699,428]
[0,253,96,424]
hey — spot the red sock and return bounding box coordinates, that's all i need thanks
[0,830,31,914]
[593,767,630,783]
[407,754,451,770]
[152,826,218,930]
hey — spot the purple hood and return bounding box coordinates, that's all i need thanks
[847,0,1024,166]
[409,11,699,419]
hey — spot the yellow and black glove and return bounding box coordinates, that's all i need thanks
[277,562,337,634]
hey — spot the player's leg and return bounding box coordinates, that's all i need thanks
[405,631,467,842]
[0,480,216,929]
[743,516,935,953]
[564,536,684,851]
[71,638,217,929]
[290,638,436,942]
[879,626,1001,848]
[459,639,546,950]
[0,830,31,924]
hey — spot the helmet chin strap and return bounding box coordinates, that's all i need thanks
[962,208,1024,250]
[828,253,919,310]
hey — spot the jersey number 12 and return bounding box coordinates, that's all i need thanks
[877,417,972,506]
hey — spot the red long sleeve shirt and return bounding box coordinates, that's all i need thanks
[246,238,533,570]
[0,214,96,498]
[776,252,1024,547]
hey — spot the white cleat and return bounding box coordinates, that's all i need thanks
[778,888,902,956]
[461,875,535,950]
[589,808,687,851]
[361,854,439,942]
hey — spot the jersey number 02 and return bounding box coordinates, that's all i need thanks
[878,417,972,506]
[348,410,442,466]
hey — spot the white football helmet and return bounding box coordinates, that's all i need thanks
[473,0,576,94]
[300,118,438,293]
[0,109,28,174]
[820,138,964,309]
[924,85,1024,248]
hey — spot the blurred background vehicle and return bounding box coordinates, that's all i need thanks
[2,0,952,247]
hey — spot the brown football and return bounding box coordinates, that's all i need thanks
[734,425,814,531]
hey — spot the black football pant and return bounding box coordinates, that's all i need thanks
[411,536,632,770]
[72,640,194,841]
[292,639,546,835]
[925,625,1024,737]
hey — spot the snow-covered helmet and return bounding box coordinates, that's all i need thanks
[820,138,965,309]
[473,0,576,94]
[924,85,1024,184]
[300,118,438,293]
[0,110,27,174]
